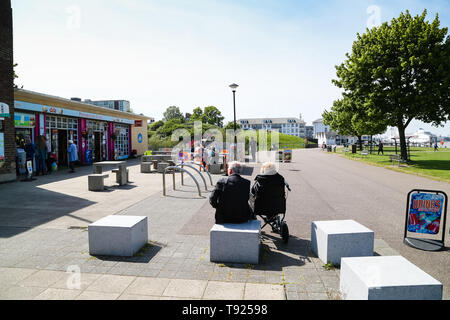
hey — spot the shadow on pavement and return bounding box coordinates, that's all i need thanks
[91,242,164,264]
[0,187,97,238]
[0,158,142,238]
[215,233,313,271]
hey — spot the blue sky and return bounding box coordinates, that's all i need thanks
[11,0,450,135]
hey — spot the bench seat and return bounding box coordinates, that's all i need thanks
[389,154,406,166]
[112,168,129,183]
[210,220,261,264]
[88,215,148,257]
[311,220,374,266]
[88,174,109,191]
[340,256,442,300]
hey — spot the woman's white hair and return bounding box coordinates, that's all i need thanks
[260,162,278,175]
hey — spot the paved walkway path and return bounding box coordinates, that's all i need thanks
[0,150,448,300]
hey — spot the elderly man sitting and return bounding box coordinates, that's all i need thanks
[209,161,253,224]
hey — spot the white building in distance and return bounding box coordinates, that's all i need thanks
[313,118,359,146]
[238,115,307,138]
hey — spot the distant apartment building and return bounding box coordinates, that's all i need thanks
[238,115,307,138]
[312,118,330,138]
[313,118,361,146]
[82,99,131,113]
[305,126,314,139]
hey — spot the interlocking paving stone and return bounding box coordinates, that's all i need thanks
[244,283,285,300]
[50,273,101,291]
[18,270,67,288]
[0,268,37,287]
[203,281,245,300]
[85,275,136,294]
[75,291,121,300]
[162,279,208,299]
[118,294,161,300]
[124,277,170,296]
[3,157,445,301]
[0,286,47,300]
[158,270,178,278]
[34,288,82,300]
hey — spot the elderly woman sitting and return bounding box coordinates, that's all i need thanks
[250,162,287,217]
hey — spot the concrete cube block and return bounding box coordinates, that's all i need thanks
[88,174,109,191]
[210,220,261,264]
[340,256,442,300]
[88,215,148,257]
[157,162,170,173]
[311,220,374,265]
[141,162,153,173]
[113,169,129,183]
[208,164,222,174]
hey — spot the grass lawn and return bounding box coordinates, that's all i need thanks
[336,146,450,183]
[258,132,309,149]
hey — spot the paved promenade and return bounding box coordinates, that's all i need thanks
[0,150,448,300]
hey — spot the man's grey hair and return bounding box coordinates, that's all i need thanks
[228,161,242,174]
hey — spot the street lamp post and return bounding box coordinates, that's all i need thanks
[229,83,239,161]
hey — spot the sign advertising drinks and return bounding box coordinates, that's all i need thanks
[408,192,444,235]
[283,149,292,163]
[404,189,448,251]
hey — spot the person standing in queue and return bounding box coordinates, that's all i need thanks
[68,140,78,173]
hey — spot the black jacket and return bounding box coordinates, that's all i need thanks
[209,174,252,224]
[251,173,286,216]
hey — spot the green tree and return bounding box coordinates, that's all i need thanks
[323,97,387,151]
[333,10,450,160]
[203,106,225,127]
[149,120,164,131]
[190,107,204,121]
[156,118,187,138]
[224,121,241,130]
[323,99,363,149]
[163,106,184,122]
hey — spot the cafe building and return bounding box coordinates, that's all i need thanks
[14,89,151,168]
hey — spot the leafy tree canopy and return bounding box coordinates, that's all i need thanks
[333,9,450,159]
[163,106,184,122]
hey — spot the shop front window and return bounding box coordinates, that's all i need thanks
[114,124,129,160]
[15,112,36,148]
[86,120,106,162]
[45,115,79,166]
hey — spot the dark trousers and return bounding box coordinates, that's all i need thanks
[69,161,75,172]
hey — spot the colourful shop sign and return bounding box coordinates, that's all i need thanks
[14,112,36,128]
[14,100,135,125]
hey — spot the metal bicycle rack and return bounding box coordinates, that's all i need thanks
[181,161,214,187]
[177,163,209,192]
[162,166,202,197]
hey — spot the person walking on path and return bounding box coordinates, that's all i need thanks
[250,137,257,162]
[68,140,78,173]
[434,143,439,151]
[378,142,384,155]
[24,137,36,175]
[209,161,253,224]
[35,135,48,176]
